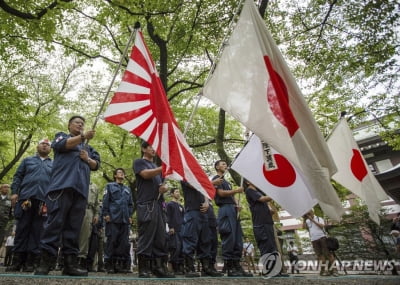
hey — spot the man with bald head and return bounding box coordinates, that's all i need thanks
[0,183,12,250]
[7,139,52,272]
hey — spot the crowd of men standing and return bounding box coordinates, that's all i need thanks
[0,114,285,278]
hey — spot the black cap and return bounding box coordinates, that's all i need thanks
[141,141,150,148]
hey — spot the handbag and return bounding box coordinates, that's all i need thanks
[316,217,340,252]
[326,236,339,251]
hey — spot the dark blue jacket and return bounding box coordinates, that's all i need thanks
[166,201,184,232]
[133,158,163,203]
[181,181,205,211]
[102,182,134,224]
[47,132,100,199]
[11,154,52,201]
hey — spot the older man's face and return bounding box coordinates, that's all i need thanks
[0,184,10,195]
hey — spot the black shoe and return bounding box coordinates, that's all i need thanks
[152,258,175,278]
[138,256,151,278]
[34,251,55,276]
[233,260,253,277]
[62,255,88,276]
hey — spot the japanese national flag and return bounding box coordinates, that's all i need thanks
[203,0,343,219]
[327,118,387,224]
[231,134,317,218]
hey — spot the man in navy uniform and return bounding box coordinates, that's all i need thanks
[166,188,184,275]
[35,115,100,276]
[0,184,12,249]
[102,168,134,274]
[8,139,52,272]
[133,141,173,278]
[206,202,220,274]
[212,160,251,277]
[181,181,222,277]
[244,179,282,277]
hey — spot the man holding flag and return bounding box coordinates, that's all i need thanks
[133,141,174,278]
[212,160,252,277]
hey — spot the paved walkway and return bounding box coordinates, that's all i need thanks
[0,271,399,285]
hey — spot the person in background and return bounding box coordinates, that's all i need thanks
[87,200,105,272]
[166,188,184,275]
[133,141,173,278]
[78,182,99,271]
[243,237,257,274]
[206,199,221,275]
[287,241,300,274]
[35,115,100,276]
[103,168,134,274]
[4,232,15,267]
[303,210,338,277]
[0,184,12,251]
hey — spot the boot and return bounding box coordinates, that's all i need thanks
[79,257,87,271]
[184,256,200,278]
[22,253,35,272]
[179,263,185,275]
[201,258,223,277]
[107,259,116,273]
[104,258,112,273]
[113,259,122,273]
[62,254,88,276]
[152,257,175,278]
[138,255,151,278]
[87,260,94,272]
[34,251,55,275]
[6,252,24,272]
[119,260,132,273]
[226,260,242,277]
[210,260,223,276]
[97,259,106,272]
[55,254,64,271]
[234,260,253,277]
[33,254,41,270]
[171,262,184,275]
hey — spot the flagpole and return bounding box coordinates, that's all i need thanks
[183,92,202,136]
[183,0,245,135]
[236,128,250,220]
[90,22,141,132]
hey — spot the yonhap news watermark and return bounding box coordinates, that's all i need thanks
[284,259,400,272]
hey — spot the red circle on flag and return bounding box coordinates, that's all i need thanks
[263,56,299,137]
[350,149,367,182]
[262,154,296,187]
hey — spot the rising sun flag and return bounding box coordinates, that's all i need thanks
[202,0,343,219]
[103,29,215,199]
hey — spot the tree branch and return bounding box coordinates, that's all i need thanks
[0,0,73,20]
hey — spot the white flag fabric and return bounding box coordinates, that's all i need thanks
[203,0,343,219]
[231,134,317,218]
[327,118,388,224]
